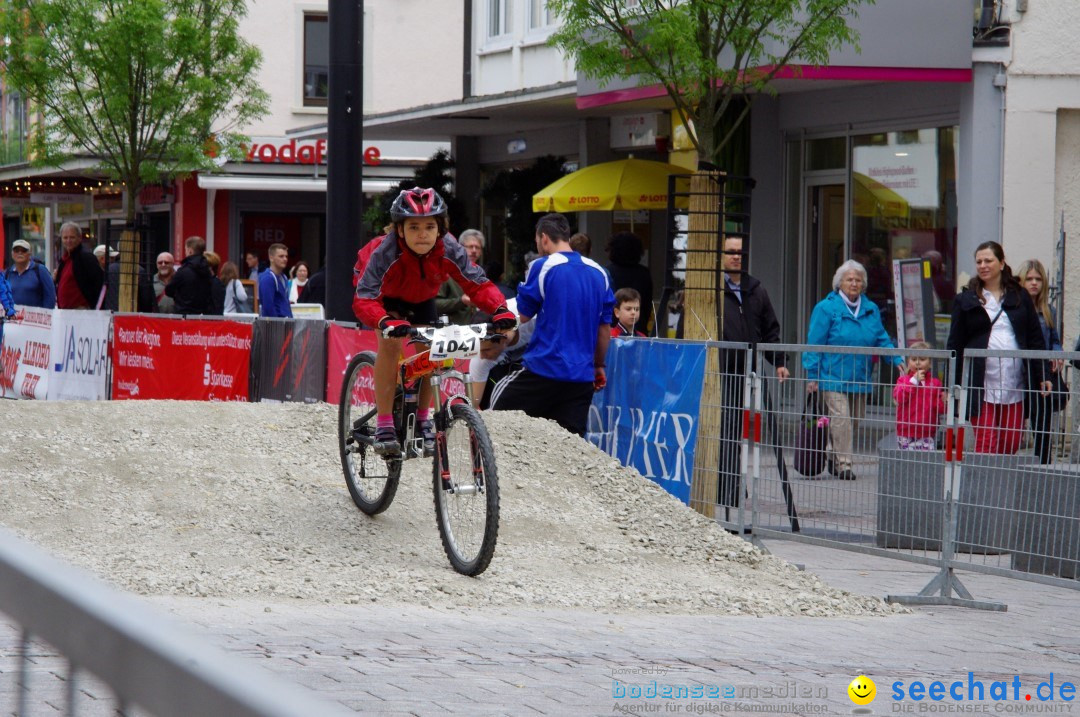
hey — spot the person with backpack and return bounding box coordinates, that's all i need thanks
[5,239,56,309]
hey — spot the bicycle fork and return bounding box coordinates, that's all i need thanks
[434,410,482,496]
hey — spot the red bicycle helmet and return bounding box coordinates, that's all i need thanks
[390,187,448,223]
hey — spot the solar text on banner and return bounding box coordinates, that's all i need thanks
[111,316,253,401]
[586,339,707,504]
[250,319,327,403]
[48,310,111,400]
[0,306,53,400]
[324,323,469,405]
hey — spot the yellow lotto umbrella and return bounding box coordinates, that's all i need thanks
[852,172,909,219]
[532,158,690,212]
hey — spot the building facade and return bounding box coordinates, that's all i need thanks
[0,0,453,275]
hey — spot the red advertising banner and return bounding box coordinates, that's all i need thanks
[324,323,470,405]
[325,323,377,405]
[112,316,253,401]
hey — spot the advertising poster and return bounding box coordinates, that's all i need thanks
[586,340,707,504]
[324,323,469,406]
[0,306,53,400]
[111,316,252,401]
[48,310,111,400]
[325,323,378,405]
[892,258,937,348]
[250,318,327,403]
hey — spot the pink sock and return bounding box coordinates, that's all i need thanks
[376,414,394,429]
[417,408,431,422]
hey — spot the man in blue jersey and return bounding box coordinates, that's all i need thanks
[490,213,614,436]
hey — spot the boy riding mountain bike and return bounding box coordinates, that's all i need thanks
[352,187,516,457]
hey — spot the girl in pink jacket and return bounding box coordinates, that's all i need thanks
[893,342,947,450]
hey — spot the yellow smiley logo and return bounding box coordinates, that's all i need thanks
[848,675,876,705]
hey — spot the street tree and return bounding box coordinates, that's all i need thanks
[548,0,870,164]
[0,0,268,310]
[549,0,870,518]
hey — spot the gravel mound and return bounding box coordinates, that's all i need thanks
[0,401,899,617]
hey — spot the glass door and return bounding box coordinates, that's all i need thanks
[801,175,847,337]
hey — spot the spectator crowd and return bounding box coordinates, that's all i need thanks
[3,201,1075,495]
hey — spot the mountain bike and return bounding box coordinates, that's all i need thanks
[338,323,502,576]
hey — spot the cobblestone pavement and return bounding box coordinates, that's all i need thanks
[4,539,1079,716]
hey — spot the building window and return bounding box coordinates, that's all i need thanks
[850,126,960,336]
[528,0,554,30]
[488,0,511,38]
[303,14,329,107]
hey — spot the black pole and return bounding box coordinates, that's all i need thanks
[326,0,364,322]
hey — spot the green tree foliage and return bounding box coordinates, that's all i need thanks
[481,155,568,281]
[548,0,870,164]
[0,0,268,224]
[363,150,468,237]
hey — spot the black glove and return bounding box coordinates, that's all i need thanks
[491,307,517,331]
[379,317,411,338]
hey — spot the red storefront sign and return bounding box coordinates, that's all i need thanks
[242,138,382,166]
[324,323,469,406]
[243,213,302,259]
[112,316,252,401]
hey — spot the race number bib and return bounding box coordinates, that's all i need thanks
[428,325,482,360]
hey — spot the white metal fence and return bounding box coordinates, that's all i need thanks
[0,527,353,716]
[697,341,1080,609]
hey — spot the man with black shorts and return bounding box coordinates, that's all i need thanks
[490,213,614,436]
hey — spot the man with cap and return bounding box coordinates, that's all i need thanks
[93,243,119,269]
[99,244,155,313]
[4,239,55,309]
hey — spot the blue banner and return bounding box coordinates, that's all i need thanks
[586,339,707,504]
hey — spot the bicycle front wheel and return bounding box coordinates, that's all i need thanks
[432,402,500,576]
[339,351,400,515]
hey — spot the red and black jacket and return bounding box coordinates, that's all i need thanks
[352,231,505,329]
[610,323,644,338]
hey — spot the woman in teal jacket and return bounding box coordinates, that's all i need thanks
[803,260,902,480]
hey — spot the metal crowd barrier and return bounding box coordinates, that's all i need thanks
[711,342,1080,609]
[941,349,1080,596]
[688,342,753,525]
[0,527,352,717]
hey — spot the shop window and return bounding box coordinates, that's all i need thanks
[303,14,329,107]
[850,126,960,342]
[528,0,554,30]
[488,0,511,38]
[804,137,846,171]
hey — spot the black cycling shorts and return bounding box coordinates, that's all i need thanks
[382,297,438,326]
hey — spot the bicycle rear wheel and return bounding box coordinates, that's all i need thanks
[339,351,400,515]
[432,402,500,576]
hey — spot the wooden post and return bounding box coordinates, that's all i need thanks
[684,169,724,519]
[118,229,139,313]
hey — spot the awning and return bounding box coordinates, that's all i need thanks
[196,175,397,194]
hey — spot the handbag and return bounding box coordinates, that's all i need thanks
[233,280,254,314]
[1047,367,1070,413]
[793,392,830,478]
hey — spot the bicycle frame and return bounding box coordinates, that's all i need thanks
[396,347,460,459]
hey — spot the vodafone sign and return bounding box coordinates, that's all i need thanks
[244,137,382,166]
